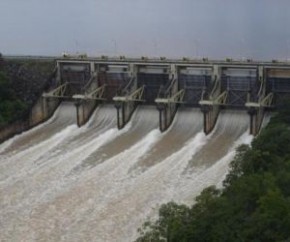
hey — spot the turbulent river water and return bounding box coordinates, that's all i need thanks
[0,102,253,242]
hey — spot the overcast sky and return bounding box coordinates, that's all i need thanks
[1,0,290,60]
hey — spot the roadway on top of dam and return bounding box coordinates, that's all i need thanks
[5,55,290,69]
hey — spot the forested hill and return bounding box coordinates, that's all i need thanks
[0,63,26,125]
[136,103,290,242]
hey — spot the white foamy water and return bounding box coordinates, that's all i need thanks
[0,102,76,155]
[0,124,78,184]
[0,105,255,242]
[174,131,253,206]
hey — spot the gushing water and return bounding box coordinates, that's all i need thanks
[0,104,253,242]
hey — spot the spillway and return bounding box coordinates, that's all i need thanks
[0,105,253,242]
[188,110,250,168]
[130,107,203,172]
[77,105,159,170]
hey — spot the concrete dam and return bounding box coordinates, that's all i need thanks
[0,57,289,241]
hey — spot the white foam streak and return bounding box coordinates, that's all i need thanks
[0,124,79,183]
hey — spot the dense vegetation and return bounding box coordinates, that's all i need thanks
[0,55,27,125]
[0,54,54,126]
[136,103,290,242]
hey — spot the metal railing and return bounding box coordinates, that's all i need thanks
[73,84,107,100]
[43,82,68,98]
[113,85,145,102]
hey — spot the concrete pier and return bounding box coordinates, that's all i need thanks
[155,65,180,132]
[113,64,140,129]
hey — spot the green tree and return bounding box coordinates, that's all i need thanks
[0,71,27,124]
[136,202,190,242]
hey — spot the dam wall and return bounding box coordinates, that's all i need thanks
[52,57,290,135]
[0,96,60,143]
[2,56,290,143]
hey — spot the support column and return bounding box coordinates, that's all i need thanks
[115,100,136,129]
[114,64,139,129]
[200,104,220,134]
[248,107,265,136]
[246,66,266,136]
[56,61,61,84]
[74,70,100,127]
[75,99,98,127]
[90,61,96,75]
[157,64,179,132]
[199,65,221,135]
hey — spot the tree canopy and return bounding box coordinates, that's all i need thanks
[0,71,26,125]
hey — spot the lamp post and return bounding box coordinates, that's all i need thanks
[112,39,117,56]
[193,39,199,58]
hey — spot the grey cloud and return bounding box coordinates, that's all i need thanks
[0,0,290,60]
